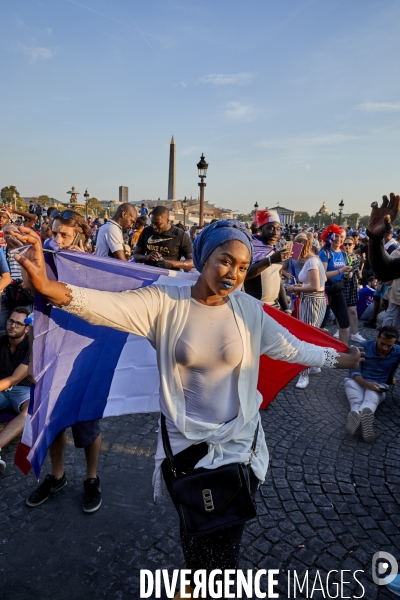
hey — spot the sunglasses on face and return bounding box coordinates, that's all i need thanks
[51,210,74,220]
[343,243,353,246]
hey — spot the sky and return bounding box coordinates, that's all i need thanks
[1,0,399,216]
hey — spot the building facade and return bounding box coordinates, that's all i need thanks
[119,186,128,203]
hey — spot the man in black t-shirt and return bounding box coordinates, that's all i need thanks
[133,205,193,271]
[0,307,31,471]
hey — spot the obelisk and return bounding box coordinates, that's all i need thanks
[168,135,176,200]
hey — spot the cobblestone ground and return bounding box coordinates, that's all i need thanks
[0,324,399,600]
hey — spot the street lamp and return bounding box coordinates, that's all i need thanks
[338,200,344,225]
[317,210,322,229]
[182,196,188,228]
[254,202,259,217]
[330,212,336,224]
[12,193,17,211]
[84,188,89,220]
[197,153,208,226]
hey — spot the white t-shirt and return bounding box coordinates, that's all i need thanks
[298,256,326,291]
[95,220,124,257]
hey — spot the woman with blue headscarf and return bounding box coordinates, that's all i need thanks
[13,220,361,599]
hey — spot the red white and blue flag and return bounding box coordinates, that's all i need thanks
[15,251,346,477]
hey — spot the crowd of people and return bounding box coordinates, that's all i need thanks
[0,193,399,599]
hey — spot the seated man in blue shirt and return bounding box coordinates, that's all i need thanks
[345,325,400,443]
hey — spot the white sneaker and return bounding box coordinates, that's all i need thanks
[0,450,5,472]
[351,332,366,343]
[333,330,339,339]
[296,374,309,389]
[309,367,321,374]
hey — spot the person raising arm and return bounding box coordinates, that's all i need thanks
[367,193,400,281]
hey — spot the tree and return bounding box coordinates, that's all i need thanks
[310,213,332,228]
[38,195,51,206]
[345,213,360,228]
[294,212,310,225]
[357,215,370,228]
[0,186,28,211]
[1,185,20,206]
[86,197,104,217]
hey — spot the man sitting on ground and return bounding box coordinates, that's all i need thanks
[344,325,400,443]
[0,307,31,471]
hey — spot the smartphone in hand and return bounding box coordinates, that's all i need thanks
[291,242,303,260]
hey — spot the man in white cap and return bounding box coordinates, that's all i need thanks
[244,209,291,311]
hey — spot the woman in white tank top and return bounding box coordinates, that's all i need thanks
[285,232,327,389]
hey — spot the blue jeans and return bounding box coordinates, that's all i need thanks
[0,386,30,413]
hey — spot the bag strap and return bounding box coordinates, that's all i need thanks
[323,247,331,263]
[248,422,260,465]
[160,413,177,477]
[160,413,260,475]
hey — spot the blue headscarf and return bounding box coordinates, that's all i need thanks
[192,220,253,272]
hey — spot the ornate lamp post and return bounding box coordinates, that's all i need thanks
[84,188,89,220]
[182,196,188,228]
[254,201,259,217]
[338,200,344,225]
[330,212,336,224]
[317,210,322,229]
[197,153,208,226]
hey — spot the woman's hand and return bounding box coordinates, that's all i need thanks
[69,238,86,252]
[11,227,49,294]
[285,285,298,294]
[368,193,400,237]
[333,345,364,369]
[11,227,74,306]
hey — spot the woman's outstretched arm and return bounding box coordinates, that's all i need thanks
[260,310,363,370]
[11,227,161,339]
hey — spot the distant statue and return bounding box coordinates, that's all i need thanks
[319,201,329,215]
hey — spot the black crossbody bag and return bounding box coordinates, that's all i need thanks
[161,414,259,537]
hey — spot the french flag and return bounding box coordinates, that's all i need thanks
[15,251,346,477]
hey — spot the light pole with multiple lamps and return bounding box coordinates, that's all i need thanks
[182,196,188,228]
[338,200,344,225]
[197,153,208,226]
[84,188,89,220]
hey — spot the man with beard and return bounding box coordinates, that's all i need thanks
[244,209,291,311]
[133,205,193,271]
[0,307,31,471]
[344,326,400,443]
